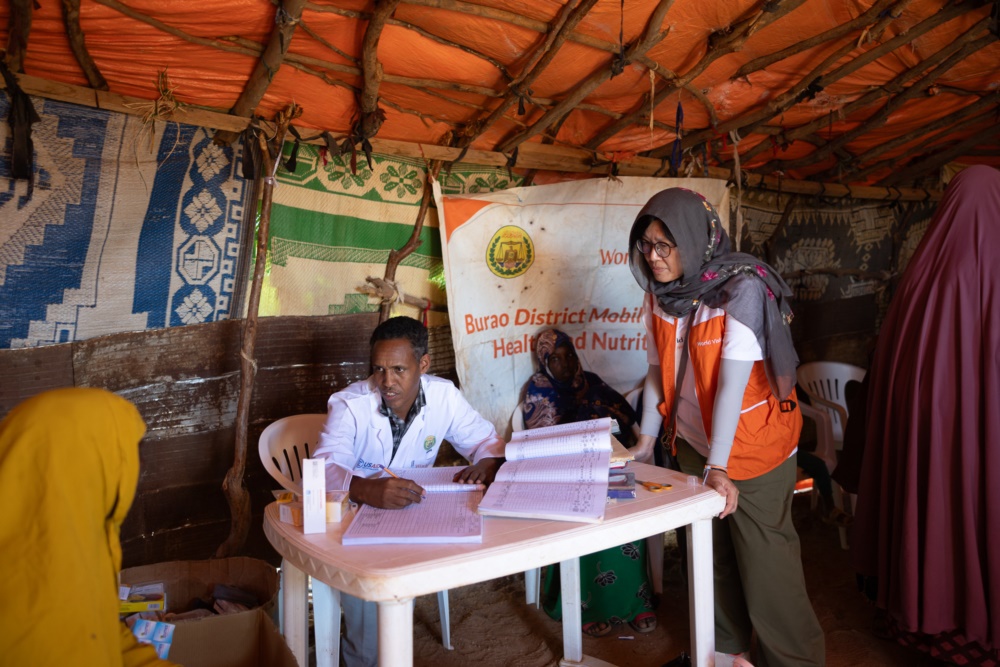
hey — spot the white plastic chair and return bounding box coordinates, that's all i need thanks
[797,362,866,549]
[259,414,453,666]
[797,361,866,445]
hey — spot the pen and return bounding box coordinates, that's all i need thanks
[378,464,425,498]
[377,464,401,479]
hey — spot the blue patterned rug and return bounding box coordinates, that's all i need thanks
[0,94,247,349]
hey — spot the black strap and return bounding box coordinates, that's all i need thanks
[661,315,690,451]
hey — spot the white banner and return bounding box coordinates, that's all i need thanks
[434,177,729,438]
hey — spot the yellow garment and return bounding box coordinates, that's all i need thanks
[0,387,176,667]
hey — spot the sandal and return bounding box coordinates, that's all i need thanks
[582,620,614,637]
[628,611,657,634]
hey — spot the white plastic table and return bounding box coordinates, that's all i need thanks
[263,462,725,667]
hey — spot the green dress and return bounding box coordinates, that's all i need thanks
[541,540,653,625]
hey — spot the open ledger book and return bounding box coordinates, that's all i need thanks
[477,417,612,523]
[342,466,484,545]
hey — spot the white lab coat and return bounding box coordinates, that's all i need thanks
[314,374,505,490]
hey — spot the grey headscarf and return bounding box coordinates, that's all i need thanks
[628,187,799,400]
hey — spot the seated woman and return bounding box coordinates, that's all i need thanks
[523,329,656,637]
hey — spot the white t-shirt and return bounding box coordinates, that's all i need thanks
[646,302,763,458]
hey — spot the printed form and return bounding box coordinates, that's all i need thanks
[342,466,485,545]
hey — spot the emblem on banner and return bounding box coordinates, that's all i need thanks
[486,225,534,278]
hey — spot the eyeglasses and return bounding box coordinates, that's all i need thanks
[635,238,676,259]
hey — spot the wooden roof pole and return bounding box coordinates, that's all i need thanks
[214,0,307,146]
[454,0,598,148]
[732,0,898,79]
[674,0,980,157]
[60,0,108,90]
[217,103,302,558]
[680,39,857,153]
[2,70,948,201]
[847,97,1000,181]
[678,0,900,147]
[5,0,31,72]
[759,26,995,174]
[584,0,808,152]
[378,162,442,323]
[356,0,401,143]
[731,1,991,166]
[498,0,675,155]
[882,121,1000,186]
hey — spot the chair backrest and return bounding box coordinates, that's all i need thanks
[258,414,327,495]
[799,402,837,474]
[797,361,866,443]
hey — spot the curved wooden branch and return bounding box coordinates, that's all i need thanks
[674,38,856,155]
[881,120,1000,186]
[759,26,994,174]
[665,0,986,162]
[453,0,598,150]
[829,93,1000,181]
[358,0,401,139]
[379,161,442,322]
[867,0,919,41]
[215,0,307,145]
[217,104,302,558]
[298,18,358,64]
[732,0,897,80]
[735,6,992,167]
[60,0,108,90]
[586,0,807,151]
[499,0,675,155]
[389,17,513,81]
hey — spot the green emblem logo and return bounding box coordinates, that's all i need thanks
[423,436,436,452]
[486,225,534,279]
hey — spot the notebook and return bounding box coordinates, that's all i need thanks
[341,466,484,545]
[477,417,612,523]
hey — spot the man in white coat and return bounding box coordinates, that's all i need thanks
[313,315,505,667]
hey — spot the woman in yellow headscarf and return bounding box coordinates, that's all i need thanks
[0,387,175,667]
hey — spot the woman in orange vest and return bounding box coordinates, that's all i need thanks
[627,188,824,667]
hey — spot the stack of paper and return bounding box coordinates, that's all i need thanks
[478,417,612,523]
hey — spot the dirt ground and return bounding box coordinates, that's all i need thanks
[395,495,942,667]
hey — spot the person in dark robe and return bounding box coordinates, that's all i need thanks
[852,164,1000,664]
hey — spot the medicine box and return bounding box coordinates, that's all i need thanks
[120,582,167,614]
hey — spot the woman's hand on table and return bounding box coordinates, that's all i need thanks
[628,434,657,464]
[704,469,739,518]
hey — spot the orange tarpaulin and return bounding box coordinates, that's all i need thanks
[1,0,997,185]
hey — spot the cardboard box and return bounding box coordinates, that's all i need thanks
[120,557,295,667]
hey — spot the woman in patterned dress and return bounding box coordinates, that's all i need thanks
[523,328,657,637]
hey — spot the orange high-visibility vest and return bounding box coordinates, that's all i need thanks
[646,293,801,480]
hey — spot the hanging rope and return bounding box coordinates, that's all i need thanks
[669,95,684,175]
[729,129,744,251]
[648,69,656,147]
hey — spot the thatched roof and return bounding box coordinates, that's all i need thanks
[2,0,999,196]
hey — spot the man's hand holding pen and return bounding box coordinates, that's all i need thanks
[349,466,426,509]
